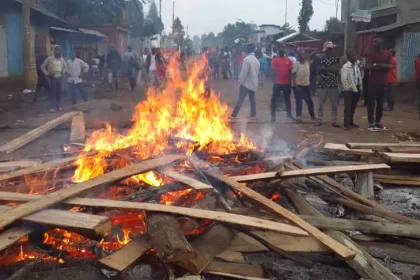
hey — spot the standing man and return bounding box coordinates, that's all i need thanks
[271,48,294,122]
[341,49,363,130]
[41,45,67,112]
[221,46,231,80]
[230,44,260,120]
[385,49,397,111]
[415,53,420,119]
[365,37,392,131]
[66,51,89,107]
[33,47,50,104]
[146,47,165,86]
[106,46,122,91]
[315,41,341,128]
[124,46,140,91]
[292,51,316,122]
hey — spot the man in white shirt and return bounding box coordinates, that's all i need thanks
[66,51,89,106]
[231,44,260,120]
[146,47,162,86]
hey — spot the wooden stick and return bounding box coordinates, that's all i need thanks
[0,160,40,171]
[0,154,186,230]
[358,241,420,266]
[160,169,214,193]
[374,174,420,186]
[217,251,245,263]
[388,147,420,153]
[382,153,420,163]
[347,142,420,150]
[99,236,152,272]
[70,112,86,144]
[0,112,79,154]
[203,262,265,279]
[230,164,390,182]
[285,189,400,280]
[0,192,309,236]
[204,171,356,260]
[323,143,374,156]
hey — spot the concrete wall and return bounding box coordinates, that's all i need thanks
[397,0,420,23]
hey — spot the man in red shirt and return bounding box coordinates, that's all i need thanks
[271,48,293,122]
[365,37,392,131]
[385,49,397,111]
[415,53,420,118]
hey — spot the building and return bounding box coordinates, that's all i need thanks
[347,0,420,82]
[276,32,321,53]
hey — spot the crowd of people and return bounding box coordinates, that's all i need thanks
[227,36,404,132]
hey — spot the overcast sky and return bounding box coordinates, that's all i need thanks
[159,0,340,36]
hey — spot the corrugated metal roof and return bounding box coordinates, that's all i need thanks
[277,32,315,43]
[357,18,420,35]
[15,0,68,24]
[50,27,81,33]
[79,28,107,38]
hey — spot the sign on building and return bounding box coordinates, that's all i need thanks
[351,10,372,23]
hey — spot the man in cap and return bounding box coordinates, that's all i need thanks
[314,41,341,128]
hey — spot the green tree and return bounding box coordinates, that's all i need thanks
[142,0,164,37]
[324,17,343,34]
[201,32,219,48]
[280,23,296,34]
[220,21,258,46]
[172,17,185,46]
[298,0,314,33]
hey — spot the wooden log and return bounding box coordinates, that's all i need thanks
[230,164,390,182]
[382,153,420,163]
[358,241,420,266]
[388,147,420,153]
[217,251,245,263]
[160,170,213,193]
[204,171,356,260]
[203,262,265,279]
[177,224,234,274]
[301,216,420,239]
[323,143,374,156]
[98,236,152,272]
[0,154,186,230]
[374,174,420,186]
[70,112,86,144]
[285,189,400,280]
[305,159,367,166]
[0,226,34,252]
[147,214,197,263]
[355,172,374,199]
[347,142,420,150]
[0,154,89,182]
[0,192,309,236]
[292,160,420,225]
[0,160,40,171]
[0,112,79,154]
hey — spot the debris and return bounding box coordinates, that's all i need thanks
[109,103,123,111]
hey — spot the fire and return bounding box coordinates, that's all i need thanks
[72,55,257,184]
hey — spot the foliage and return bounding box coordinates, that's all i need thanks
[201,32,220,49]
[140,0,164,38]
[172,17,185,46]
[220,21,258,46]
[280,22,296,34]
[324,17,344,34]
[298,0,314,33]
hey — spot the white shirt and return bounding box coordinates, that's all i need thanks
[150,54,157,71]
[66,58,89,84]
[238,53,260,92]
[288,56,297,65]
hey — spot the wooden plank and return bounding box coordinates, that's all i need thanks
[374,174,420,186]
[204,262,264,279]
[388,147,420,153]
[358,241,420,266]
[301,216,420,239]
[382,153,420,163]
[0,112,79,154]
[160,170,213,193]
[230,164,390,182]
[0,154,88,182]
[0,226,34,252]
[0,192,308,237]
[0,160,40,170]
[305,159,368,166]
[0,154,186,230]
[285,189,400,280]
[323,143,374,156]
[347,142,420,150]
[0,205,110,237]
[70,113,86,144]
[98,236,152,272]
[205,171,355,260]
[217,251,245,263]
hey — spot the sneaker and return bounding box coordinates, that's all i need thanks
[296,117,303,123]
[375,123,388,131]
[286,116,296,121]
[314,122,323,127]
[350,124,360,129]
[368,124,380,132]
[332,123,341,128]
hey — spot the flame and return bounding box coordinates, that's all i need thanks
[271,192,282,201]
[72,55,257,184]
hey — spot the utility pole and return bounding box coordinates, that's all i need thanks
[172,1,175,26]
[285,0,288,25]
[159,0,162,22]
[22,0,36,88]
[344,0,357,50]
[335,0,339,18]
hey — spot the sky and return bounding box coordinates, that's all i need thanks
[158,0,340,36]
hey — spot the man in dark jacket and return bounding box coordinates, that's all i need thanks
[33,47,50,103]
[106,46,122,90]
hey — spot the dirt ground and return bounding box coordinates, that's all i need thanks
[1,78,420,279]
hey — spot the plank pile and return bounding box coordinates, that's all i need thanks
[1,116,420,279]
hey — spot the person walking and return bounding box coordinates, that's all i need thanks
[271,49,294,122]
[66,51,89,107]
[341,49,363,130]
[365,37,392,131]
[106,46,122,91]
[124,46,140,91]
[146,47,165,86]
[41,45,67,112]
[416,54,420,118]
[292,51,316,123]
[385,49,397,111]
[315,41,341,128]
[230,44,260,120]
[33,47,50,104]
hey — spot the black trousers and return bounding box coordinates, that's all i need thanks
[343,90,360,127]
[33,75,50,103]
[271,84,292,120]
[362,74,369,105]
[295,86,315,118]
[368,84,386,125]
[50,77,63,110]
[386,83,395,110]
